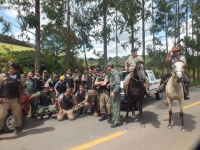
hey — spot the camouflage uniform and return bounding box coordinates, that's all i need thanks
[57,93,77,121]
[124,55,149,93]
[34,91,57,116]
[158,54,190,99]
[0,72,25,131]
[72,72,80,92]
[95,74,110,115]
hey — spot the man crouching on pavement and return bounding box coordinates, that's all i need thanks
[57,88,77,121]
[29,83,57,119]
[74,84,89,116]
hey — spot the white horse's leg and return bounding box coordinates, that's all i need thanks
[179,99,185,132]
[167,97,173,129]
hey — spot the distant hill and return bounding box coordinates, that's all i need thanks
[0,42,34,53]
[0,34,33,48]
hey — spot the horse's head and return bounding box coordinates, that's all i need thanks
[134,61,146,83]
[172,60,184,81]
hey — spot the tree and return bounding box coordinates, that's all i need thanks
[2,0,41,71]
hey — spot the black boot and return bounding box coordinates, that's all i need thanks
[31,114,37,118]
[111,123,121,128]
[107,114,112,123]
[79,109,83,116]
[48,113,53,119]
[184,84,190,100]
[40,115,44,120]
[83,110,88,117]
[99,114,106,121]
[14,127,24,135]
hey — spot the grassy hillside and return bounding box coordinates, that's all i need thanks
[0,42,34,53]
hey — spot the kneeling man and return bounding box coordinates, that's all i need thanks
[57,88,77,121]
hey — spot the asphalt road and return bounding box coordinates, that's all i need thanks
[1,86,200,150]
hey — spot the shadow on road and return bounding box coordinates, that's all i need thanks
[163,112,196,132]
[121,111,161,128]
[23,117,45,130]
[0,127,55,140]
[143,111,161,128]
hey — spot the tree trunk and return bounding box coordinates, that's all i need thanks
[83,45,88,69]
[165,14,169,71]
[185,0,188,56]
[103,0,108,69]
[35,0,40,71]
[152,0,155,72]
[66,0,71,69]
[191,2,195,81]
[131,23,134,50]
[174,0,177,46]
[142,0,145,61]
[115,9,118,70]
[177,0,180,46]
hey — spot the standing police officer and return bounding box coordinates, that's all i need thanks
[25,71,37,118]
[64,69,74,89]
[0,63,25,135]
[34,70,43,92]
[106,62,121,128]
[46,71,60,91]
[94,69,111,121]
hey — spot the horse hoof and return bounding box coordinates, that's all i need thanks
[141,124,145,128]
[123,122,127,125]
[168,125,172,129]
[181,128,186,132]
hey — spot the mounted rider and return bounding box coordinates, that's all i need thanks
[157,46,190,100]
[124,48,150,95]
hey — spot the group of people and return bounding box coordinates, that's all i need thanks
[0,46,190,136]
[0,60,122,135]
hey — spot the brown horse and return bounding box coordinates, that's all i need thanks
[165,60,185,132]
[124,61,146,127]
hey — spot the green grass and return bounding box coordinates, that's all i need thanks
[0,42,34,53]
[190,80,200,87]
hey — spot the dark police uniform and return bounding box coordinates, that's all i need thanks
[34,76,43,92]
[46,77,59,91]
[65,74,74,89]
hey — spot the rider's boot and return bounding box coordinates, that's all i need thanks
[184,84,190,100]
[145,87,151,97]
[157,79,165,93]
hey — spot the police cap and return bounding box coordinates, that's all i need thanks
[131,48,138,52]
[105,62,113,68]
[10,63,20,70]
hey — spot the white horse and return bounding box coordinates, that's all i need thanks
[165,60,185,132]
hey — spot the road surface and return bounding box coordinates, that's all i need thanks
[1,86,200,150]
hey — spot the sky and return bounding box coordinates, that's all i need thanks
[0,2,186,59]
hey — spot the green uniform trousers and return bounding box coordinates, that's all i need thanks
[36,105,57,116]
[110,90,121,124]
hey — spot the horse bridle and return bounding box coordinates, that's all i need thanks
[172,60,184,81]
